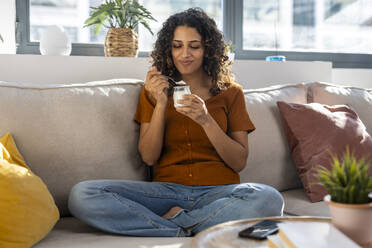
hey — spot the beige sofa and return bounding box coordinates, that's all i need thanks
[1,78,371,248]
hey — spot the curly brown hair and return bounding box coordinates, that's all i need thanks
[151,7,235,96]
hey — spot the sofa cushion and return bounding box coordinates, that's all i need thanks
[0,79,147,217]
[277,101,372,202]
[240,83,306,191]
[281,189,330,217]
[309,82,372,135]
[33,217,191,248]
[0,133,59,248]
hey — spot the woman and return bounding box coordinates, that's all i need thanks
[68,8,284,237]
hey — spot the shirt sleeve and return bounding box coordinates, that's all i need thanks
[227,86,256,133]
[133,86,155,124]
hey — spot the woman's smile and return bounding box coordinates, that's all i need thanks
[171,26,204,77]
[179,60,193,66]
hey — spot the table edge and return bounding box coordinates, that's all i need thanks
[190,216,331,248]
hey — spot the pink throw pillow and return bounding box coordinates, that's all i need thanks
[277,101,372,202]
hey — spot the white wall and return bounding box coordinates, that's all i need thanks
[0,54,332,89]
[332,68,372,88]
[3,54,371,90]
[0,0,16,54]
[232,60,332,89]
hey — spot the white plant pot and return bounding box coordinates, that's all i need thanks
[324,194,372,246]
[40,25,71,56]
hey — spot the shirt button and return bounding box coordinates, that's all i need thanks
[189,174,192,177]
[187,143,191,146]
[185,130,188,134]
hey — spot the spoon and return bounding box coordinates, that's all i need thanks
[165,76,177,87]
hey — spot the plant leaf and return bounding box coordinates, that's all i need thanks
[93,23,103,35]
[84,0,156,34]
[316,146,372,204]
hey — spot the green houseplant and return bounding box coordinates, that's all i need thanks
[316,147,372,245]
[84,0,156,57]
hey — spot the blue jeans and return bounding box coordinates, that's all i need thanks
[68,180,284,237]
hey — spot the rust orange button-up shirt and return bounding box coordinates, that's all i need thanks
[134,82,255,186]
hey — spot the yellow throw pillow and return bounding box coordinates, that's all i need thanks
[0,133,29,169]
[0,133,60,248]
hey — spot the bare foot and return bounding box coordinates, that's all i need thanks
[162,206,183,219]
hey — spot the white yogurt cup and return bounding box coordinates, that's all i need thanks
[173,81,191,107]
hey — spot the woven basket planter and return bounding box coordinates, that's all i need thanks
[104,28,138,57]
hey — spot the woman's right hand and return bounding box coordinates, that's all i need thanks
[144,66,169,106]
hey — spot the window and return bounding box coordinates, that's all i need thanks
[238,0,372,67]
[242,0,372,54]
[138,0,222,52]
[16,0,372,68]
[17,0,106,56]
[29,0,106,43]
[28,0,222,47]
[17,0,222,56]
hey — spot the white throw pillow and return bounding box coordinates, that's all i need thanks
[309,82,372,135]
[241,83,307,191]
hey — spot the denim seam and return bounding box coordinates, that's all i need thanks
[190,190,226,209]
[104,188,192,236]
[101,187,164,229]
[190,197,240,230]
[104,185,184,201]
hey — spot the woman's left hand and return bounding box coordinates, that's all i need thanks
[175,94,210,126]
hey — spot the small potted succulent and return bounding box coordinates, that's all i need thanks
[316,147,372,245]
[84,0,156,57]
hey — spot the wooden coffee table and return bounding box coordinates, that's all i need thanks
[190,216,372,248]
